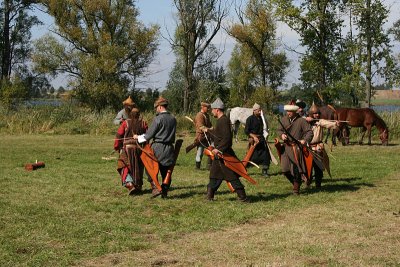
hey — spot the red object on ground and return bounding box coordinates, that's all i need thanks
[25,161,45,171]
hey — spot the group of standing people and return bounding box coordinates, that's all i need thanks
[114,96,177,198]
[113,94,338,201]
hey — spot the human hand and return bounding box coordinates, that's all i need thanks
[300,139,306,145]
[281,134,287,141]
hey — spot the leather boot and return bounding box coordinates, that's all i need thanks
[161,184,169,198]
[236,189,249,202]
[293,181,300,195]
[284,172,294,184]
[206,187,215,201]
[150,181,161,198]
[195,161,201,169]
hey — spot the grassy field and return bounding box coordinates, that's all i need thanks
[1,134,399,266]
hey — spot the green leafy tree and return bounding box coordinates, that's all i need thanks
[226,44,256,106]
[170,0,229,113]
[228,0,289,96]
[33,0,159,111]
[273,0,343,103]
[0,0,41,106]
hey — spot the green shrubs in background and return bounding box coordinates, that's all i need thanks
[0,103,399,141]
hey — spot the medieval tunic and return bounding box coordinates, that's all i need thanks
[195,111,212,142]
[244,114,271,166]
[209,114,239,181]
[113,109,129,125]
[114,118,148,187]
[143,111,177,167]
[277,115,313,176]
[309,119,338,185]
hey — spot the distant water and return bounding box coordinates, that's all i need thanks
[24,99,67,107]
[371,105,400,112]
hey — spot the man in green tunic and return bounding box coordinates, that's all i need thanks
[204,98,248,202]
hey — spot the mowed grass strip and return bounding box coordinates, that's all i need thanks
[0,135,399,266]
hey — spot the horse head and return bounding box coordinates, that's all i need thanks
[380,128,389,146]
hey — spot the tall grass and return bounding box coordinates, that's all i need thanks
[0,103,399,140]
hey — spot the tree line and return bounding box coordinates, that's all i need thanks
[1,0,400,113]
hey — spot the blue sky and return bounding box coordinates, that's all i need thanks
[31,0,400,90]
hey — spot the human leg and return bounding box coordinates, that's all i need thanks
[207,178,223,200]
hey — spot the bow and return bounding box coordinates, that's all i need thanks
[277,117,324,174]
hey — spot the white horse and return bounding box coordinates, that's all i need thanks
[228,107,268,142]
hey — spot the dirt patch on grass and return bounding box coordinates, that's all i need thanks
[79,173,400,267]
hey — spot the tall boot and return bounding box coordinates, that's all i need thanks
[236,189,249,202]
[284,172,294,184]
[150,181,161,198]
[206,186,215,201]
[195,161,201,169]
[293,181,300,195]
[161,184,169,198]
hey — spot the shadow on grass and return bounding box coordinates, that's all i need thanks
[303,176,375,195]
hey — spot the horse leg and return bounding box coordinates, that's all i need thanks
[359,127,367,145]
[234,121,240,142]
[367,126,372,145]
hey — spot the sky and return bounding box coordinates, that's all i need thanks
[31,0,400,90]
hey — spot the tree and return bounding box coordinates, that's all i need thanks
[33,0,159,111]
[0,0,41,106]
[273,0,343,102]
[170,0,229,113]
[227,0,289,95]
[1,0,41,81]
[226,44,256,106]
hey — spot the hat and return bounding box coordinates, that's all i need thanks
[308,102,320,115]
[295,99,306,109]
[253,103,261,111]
[123,96,135,106]
[284,100,299,112]
[211,97,224,109]
[201,102,211,108]
[154,96,168,108]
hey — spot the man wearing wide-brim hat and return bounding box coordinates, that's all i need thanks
[134,96,177,198]
[277,100,313,195]
[113,96,136,125]
[202,97,249,202]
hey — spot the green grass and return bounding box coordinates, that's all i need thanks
[371,98,400,105]
[1,134,399,266]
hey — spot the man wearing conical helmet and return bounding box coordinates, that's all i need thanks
[305,102,339,188]
[113,96,136,125]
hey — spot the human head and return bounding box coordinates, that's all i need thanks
[296,99,306,116]
[129,107,140,120]
[123,96,135,111]
[284,100,299,119]
[308,103,320,119]
[154,96,168,113]
[253,103,261,117]
[200,101,211,113]
[210,97,225,118]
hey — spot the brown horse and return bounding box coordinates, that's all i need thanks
[335,108,389,146]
